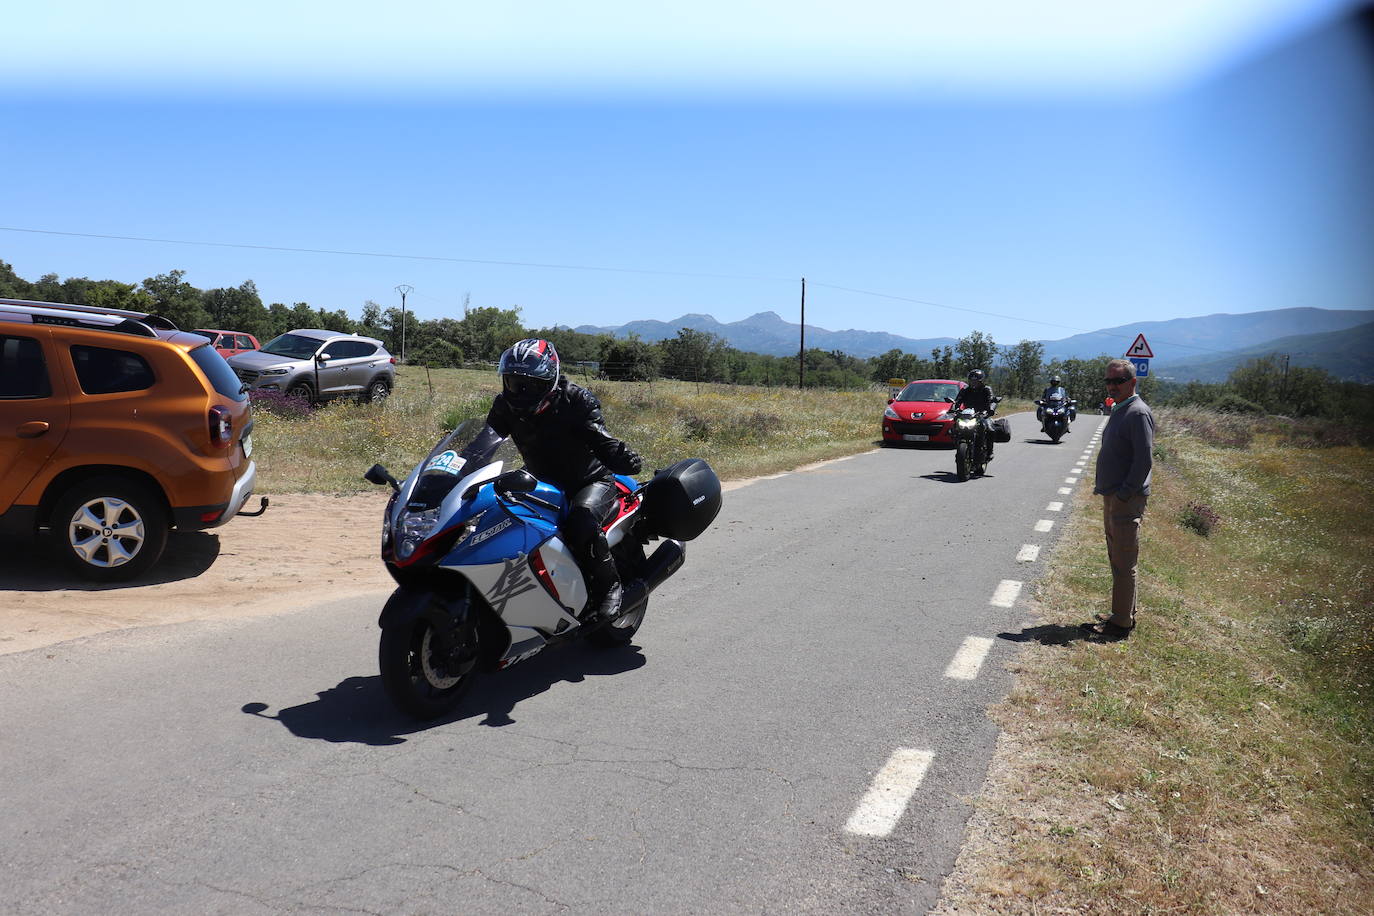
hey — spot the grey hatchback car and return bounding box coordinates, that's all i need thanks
[228,329,395,404]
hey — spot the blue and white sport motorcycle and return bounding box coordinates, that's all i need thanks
[365,420,721,719]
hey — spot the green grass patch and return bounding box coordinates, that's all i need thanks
[940,406,1374,915]
[250,366,896,493]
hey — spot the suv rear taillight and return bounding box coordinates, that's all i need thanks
[389,356,397,365]
[209,405,233,448]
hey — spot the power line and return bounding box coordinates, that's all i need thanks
[0,226,793,284]
[0,224,1243,357]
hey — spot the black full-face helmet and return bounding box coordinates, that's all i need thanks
[968,368,986,386]
[499,338,561,416]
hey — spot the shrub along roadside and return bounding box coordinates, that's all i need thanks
[934,407,1373,915]
[247,366,898,494]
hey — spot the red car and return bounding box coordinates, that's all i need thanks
[192,329,260,359]
[882,379,967,445]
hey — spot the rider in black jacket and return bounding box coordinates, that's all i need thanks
[484,339,643,621]
[951,368,998,459]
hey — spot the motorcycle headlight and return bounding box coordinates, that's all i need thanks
[884,406,900,420]
[396,507,442,559]
[958,417,977,427]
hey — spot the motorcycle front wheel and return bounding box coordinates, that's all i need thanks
[955,441,970,481]
[379,616,478,720]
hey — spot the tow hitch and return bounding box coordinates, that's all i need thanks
[238,497,270,517]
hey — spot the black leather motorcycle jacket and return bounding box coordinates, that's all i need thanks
[953,384,996,413]
[486,377,642,491]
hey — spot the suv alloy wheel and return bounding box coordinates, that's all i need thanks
[50,475,170,581]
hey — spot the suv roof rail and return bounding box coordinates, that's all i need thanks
[0,297,181,330]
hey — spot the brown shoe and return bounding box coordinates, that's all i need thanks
[1081,620,1133,639]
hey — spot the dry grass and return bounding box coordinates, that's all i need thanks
[934,407,1374,915]
[249,366,892,493]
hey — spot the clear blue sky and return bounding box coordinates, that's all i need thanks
[2,1,1370,354]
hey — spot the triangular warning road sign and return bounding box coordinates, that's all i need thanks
[1125,333,1154,358]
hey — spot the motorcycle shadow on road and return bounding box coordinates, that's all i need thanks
[918,470,995,483]
[0,531,221,591]
[240,643,648,745]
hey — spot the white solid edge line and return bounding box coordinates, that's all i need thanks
[1046,501,1064,511]
[945,635,996,680]
[1034,519,1054,532]
[844,748,936,837]
[1016,543,1040,562]
[990,579,1023,607]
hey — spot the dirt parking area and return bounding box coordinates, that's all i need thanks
[1,493,395,656]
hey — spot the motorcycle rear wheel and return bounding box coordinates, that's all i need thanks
[586,600,647,648]
[379,617,478,720]
[955,441,970,481]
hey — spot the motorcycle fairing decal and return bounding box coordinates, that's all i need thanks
[470,516,513,546]
[424,450,465,475]
[486,557,540,615]
[500,632,547,669]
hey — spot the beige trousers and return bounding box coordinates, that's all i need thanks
[1103,493,1148,627]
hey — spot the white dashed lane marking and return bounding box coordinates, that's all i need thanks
[1034,519,1054,533]
[1016,544,1040,562]
[944,636,995,680]
[844,749,935,837]
[1064,477,1078,484]
[1047,501,1064,511]
[990,579,1023,607]
[1058,487,1072,495]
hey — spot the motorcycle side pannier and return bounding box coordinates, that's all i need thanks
[989,418,1013,443]
[641,458,722,541]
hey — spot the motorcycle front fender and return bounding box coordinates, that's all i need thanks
[377,585,470,632]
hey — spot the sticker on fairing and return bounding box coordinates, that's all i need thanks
[424,450,465,475]
[470,517,513,546]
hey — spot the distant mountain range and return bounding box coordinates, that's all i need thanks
[573,311,957,361]
[571,306,1374,382]
[1152,321,1374,384]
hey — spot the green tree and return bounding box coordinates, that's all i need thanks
[457,305,526,362]
[931,346,954,378]
[1001,339,1045,398]
[955,331,997,377]
[141,270,208,329]
[661,328,729,382]
[601,334,661,381]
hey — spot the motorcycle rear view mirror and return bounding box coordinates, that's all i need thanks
[365,464,399,491]
[495,469,538,495]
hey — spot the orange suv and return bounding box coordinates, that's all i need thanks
[0,298,264,581]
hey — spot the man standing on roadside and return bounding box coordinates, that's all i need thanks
[1085,358,1154,639]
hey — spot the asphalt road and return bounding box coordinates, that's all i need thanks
[1,413,1106,915]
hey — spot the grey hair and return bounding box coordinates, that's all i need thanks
[1107,358,1133,376]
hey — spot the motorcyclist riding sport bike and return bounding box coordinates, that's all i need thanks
[951,369,998,461]
[483,339,643,622]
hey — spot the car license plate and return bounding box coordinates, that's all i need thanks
[242,434,253,457]
[903,434,930,441]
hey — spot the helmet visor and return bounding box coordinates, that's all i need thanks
[503,373,554,409]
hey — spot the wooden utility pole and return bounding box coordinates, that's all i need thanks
[799,277,806,389]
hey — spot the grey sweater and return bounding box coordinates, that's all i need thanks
[1094,395,1155,498]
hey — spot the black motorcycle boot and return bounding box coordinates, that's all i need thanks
[584,555,624,622]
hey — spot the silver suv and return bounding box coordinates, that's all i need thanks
[228,329,395,404]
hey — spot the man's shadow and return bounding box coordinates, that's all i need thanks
[241,642,647,745]
[997,624,1092,646]
[0,531,221,591]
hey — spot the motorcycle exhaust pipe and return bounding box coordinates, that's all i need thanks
[621,539,686,615]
